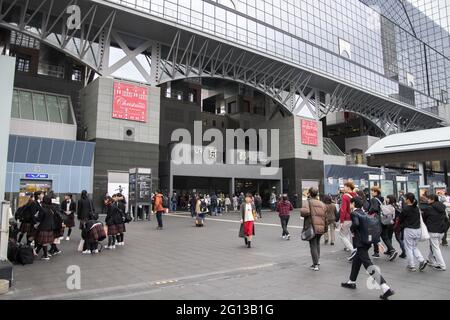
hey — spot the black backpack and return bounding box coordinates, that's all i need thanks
[200,200,208,213]
[14,206,25,221]
[16,245,34,265]
[365,214,382,245]
[7,240,18,263]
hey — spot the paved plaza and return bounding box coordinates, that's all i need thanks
[2,211,450,300]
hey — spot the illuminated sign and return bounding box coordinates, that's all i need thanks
[113,82,148,122]
[301,119,318,146]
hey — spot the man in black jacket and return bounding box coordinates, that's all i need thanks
[422,194,447,271]
[341,197,395,300]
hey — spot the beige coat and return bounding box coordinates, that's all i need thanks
[300,199,327,235]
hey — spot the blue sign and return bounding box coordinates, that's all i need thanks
[25,173,49,179]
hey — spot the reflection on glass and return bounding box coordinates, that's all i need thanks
[19,91,34,120]
[46,95,62,123]
[33,93,48,122]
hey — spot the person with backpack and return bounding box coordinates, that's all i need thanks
[195,195,206,227]
[422,194,447,271]
[323,195,337,246]
[370,187,398,261]
[276,194,293,240]
[341,196,395,300]
[105,196,121,250]
[61,194,76,241]
[300,188,326,271]
[34,196,56,261]
[170,192,178,212]
[254,193,263,219]
[154,190,166,230]
[210,193,218,216]
[389,195,406,259]
[339,182,357,261]
[16,195,37,245]
[400,193,427,272]
[114,194,128,246]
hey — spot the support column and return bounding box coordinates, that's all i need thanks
[418,162,426,186]
[444,160,449,189]
[231,177,235,196]
[0,56,15,201]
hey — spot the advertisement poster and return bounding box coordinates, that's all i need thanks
[112,82,148,122]
[301,119,318,146]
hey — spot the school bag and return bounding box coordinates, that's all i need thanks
[14,206,25,221]
[200,200,208,213]
[375,198,395,225]
[7,240,18,263]
[15,245,34,265]
[162,195,169,208]
[366,213,382,245]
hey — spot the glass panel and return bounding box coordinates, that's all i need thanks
[81,143,95,167]
[26,137,41,163]
[38,139,53,164]
[15,136,29,162]
[11,90,20,118]
[58,97,73,124]
[33,93,48,122]
[19,91,34,120]
[50,139,64,164]
[71,142,85,166]
[7,136,17,162]
[61,141,75,165]
[46,95,62,123]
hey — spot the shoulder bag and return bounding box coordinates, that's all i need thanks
[301,200,315,241]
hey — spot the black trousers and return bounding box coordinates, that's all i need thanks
[350,245,386,284]
[309,234,322,265]
[374,224,395,253]
[280,215,290,236]
[156,212,163,228]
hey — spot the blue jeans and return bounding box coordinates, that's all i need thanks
[171,202,177,212]
[211,206,218,216]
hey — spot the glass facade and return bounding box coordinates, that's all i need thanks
[11,88,75,124]
[107,0,450,115]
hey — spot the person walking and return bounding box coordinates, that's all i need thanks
[240,194,256,248]
[341,197,395,300]
[422,194,447,271]
[339,182,357,261]
[389,195,406,259]
[323,195,337,246]
[61,194,76,241]
[170,192,178,212]
[300,188,326,271]
[276,194,293,240]
[254,193,263,219]
[232,195,238,211]
[400,193,427,272]
[17,195,36,245]
[154,190,166,230]
[34,196,55,261]
[224,195,231,214]
[195,195,206,227]
[442,195,450,246]
[189,194,197,218]
[210,193,218,216]
[270,192,277,211]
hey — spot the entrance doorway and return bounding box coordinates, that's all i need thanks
[19,179,52,207]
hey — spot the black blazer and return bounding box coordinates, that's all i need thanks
[77,198,93,220]
[105,204,123,226]
[422,202,447,233]
[36,206,55,231]
[61,200,76,215]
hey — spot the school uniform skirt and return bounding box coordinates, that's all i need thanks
[64,214,75,228]
[35,230,54,245]
[116,223,126,233]
[87,224,106,243]
[107,224,119,236]
[19,222,35,235]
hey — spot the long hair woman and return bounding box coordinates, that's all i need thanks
[115,194,127,246]
[17,195,36,245]
[399,193,427,272]
[105,196,120,249]
[34,196,55,260]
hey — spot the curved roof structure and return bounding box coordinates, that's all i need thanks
[366,126,450,155]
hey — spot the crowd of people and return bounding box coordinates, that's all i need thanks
[9,183,450,300]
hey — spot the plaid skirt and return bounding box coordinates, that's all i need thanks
[107,224,119,236]
[19,222,35,235]
[117,223,126,233]
[35,230,55,245]
[87,224,106,243]
[54,227,65,238]
[64,214,75,228]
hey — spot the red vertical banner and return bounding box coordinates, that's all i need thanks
[301,119,318,146]
[113,82,148,122]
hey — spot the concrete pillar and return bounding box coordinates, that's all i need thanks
[230,177,235,196]
[418,163,426,186]
[0,56,15,201]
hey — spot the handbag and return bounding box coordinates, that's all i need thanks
[419,212,430,242]
[238,223,245,238]
[301,200,316,241]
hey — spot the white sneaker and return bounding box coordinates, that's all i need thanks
[59,237,64,240]
[82,250,91,255]
[65,237,70,241]
[112,245,116,249]
[286,234,291,240]
[282,235,286,239]
[92,249,99,254]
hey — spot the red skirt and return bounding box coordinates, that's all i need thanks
[244,221,254,236]
[20,222,35,235]
[36,230,54,245]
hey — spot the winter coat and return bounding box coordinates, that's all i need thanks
[36,205,55,232]
[324,203,337,225]
[105,203,124,226]
[154,194,165,212]
[422,201,448,233]
[77,198,93,220]
[300,199,327,235]
[276,200,293,216]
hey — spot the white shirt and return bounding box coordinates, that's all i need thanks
[244,203,254,222]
